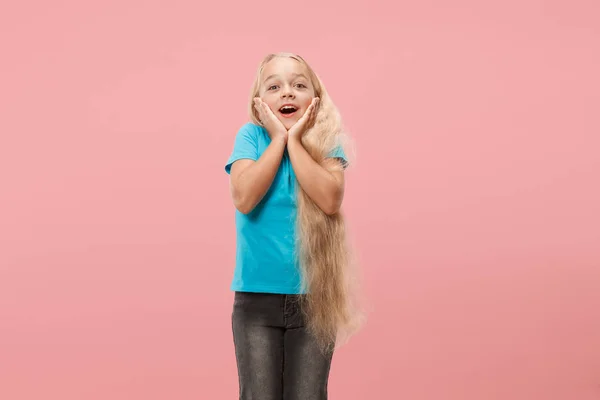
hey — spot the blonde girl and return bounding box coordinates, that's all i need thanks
[225,52,361,400]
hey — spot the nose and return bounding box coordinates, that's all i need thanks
[280,84,294,98]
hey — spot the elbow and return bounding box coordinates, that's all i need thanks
[322,199,342,216]
[322,189,343,216]
[237,205,253,215]
[234,195,256,215]
[324,206,340,216]
[324,208,338,216]
[231,186,255,214]
[235,200,254,215]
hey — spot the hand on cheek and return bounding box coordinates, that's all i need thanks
[253,98,288,141]
[288,97,319,141]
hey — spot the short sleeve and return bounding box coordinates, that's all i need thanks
[225,124,259,174]
[326,145,349,169]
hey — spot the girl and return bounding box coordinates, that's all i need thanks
[225,52,361,400]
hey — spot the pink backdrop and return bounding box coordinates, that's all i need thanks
[1,1,599,399]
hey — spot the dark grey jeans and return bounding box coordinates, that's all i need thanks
[231,291,334,400]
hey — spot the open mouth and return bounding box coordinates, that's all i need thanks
[279,105,298,117]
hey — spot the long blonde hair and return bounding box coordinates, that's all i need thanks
[248,53,364,352]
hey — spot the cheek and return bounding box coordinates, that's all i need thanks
[300,97,313,110]
[262,98,278,112]
[259,91,273,103]
[263,99,277,112]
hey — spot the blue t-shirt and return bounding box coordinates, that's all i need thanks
[225,122,347,294]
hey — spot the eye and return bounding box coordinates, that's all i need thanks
[295,83,307,88]
[268,85,278,91]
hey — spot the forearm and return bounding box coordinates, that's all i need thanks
[286,138,343,215]
[233,136,287,213]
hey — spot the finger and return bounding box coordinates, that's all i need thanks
[253,99,261,110]
[254,107,263,123]
[306,102,316,121]
[253,103,263,119]
[253,97,262,111]
[307,106,314,122]
[308,104,316,122]
[253,98,262,114]
[309,102,318,125]
[308,108,316,126]
[297,109,310,125]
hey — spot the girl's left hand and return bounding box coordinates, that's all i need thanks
[288,97,319,140]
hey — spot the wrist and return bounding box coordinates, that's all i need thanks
[272,133,288,146]
[286,134,302,145]
[286,136,303,151]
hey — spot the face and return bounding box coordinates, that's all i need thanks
[259,57,316,130]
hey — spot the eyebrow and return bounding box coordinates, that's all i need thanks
[263,73,309,84]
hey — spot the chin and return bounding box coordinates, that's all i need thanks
[277,118,296,130]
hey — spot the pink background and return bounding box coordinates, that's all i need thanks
[1,1,599,399]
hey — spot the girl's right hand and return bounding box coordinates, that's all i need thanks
[254,98,288,142]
